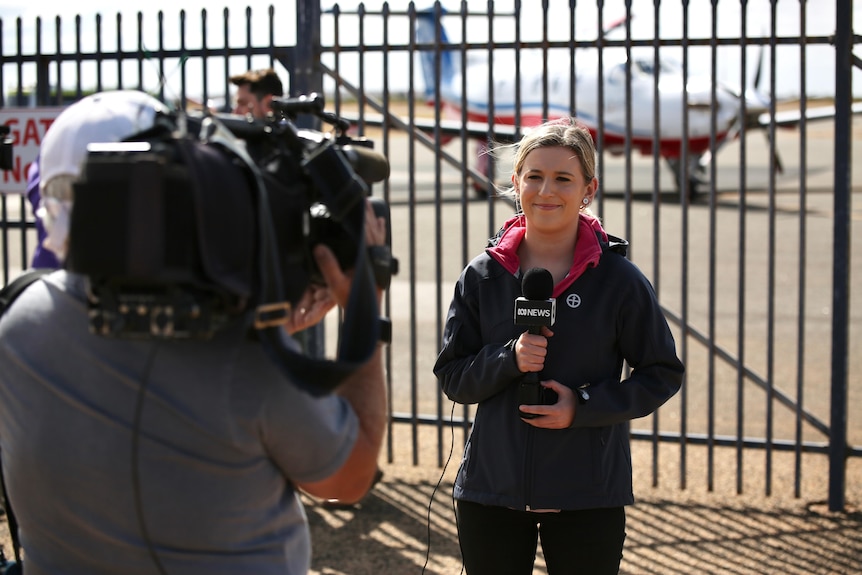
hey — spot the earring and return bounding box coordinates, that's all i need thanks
[582,198,590,206]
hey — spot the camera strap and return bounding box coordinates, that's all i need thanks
[254,170,380,397]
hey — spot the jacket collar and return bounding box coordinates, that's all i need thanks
[486,213,609,298]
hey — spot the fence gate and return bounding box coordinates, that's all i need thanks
[0,0,858,511]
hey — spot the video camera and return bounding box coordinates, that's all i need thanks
[66,93,397,342]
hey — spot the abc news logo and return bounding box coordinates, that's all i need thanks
[513,297,556,327]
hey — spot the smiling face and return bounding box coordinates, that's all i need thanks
[514,145,598,240]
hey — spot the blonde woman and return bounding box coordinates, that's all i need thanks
[434,118,684,574]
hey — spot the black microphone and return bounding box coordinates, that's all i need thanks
[515,268,556,418]
[341,145,391,184]
[514,267,556,334]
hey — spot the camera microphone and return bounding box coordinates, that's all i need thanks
[341,145,391,184]
[515,267,556,418]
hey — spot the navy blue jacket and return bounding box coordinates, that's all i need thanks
[434,215,684,511]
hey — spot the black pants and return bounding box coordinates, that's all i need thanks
[455,499,626,575]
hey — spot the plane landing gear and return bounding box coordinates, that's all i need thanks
[666,156,708,201]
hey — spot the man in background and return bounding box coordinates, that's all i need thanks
[229,67,284,119]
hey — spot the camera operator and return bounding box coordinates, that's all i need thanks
[0,90,388,575]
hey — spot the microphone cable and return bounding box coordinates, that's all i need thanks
[421,398,465,575]
[131,343,170,575]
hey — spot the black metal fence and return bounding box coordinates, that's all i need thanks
[0,0,858,512]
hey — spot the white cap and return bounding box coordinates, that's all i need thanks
[37,90,167,262]
[39,89,167,190]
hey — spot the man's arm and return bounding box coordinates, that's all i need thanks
[297,341,386,503]
[295,240,387,504]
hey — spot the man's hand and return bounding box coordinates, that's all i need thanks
[282,281,335,335]
[283,196,387,335]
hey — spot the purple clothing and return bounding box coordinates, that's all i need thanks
[25,156,61,269]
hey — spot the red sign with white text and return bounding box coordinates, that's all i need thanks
[0,108,61,194]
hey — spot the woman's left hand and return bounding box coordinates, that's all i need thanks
[519,379,576,429]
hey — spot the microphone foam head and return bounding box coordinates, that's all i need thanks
[521,267,553,300]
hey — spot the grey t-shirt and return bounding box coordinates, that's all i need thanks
[0,271,358,575]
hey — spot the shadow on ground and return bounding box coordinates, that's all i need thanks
[2,464,860,574]
[304,465,862,575]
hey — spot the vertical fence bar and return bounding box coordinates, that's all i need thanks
[595,0,605,216]
[244,8,253,73]
[828,0,852,513]
[622,0,633,250]
[432,0,445,471]
[650,0,662,488]
[221,9,230,109]
[485,0,496,234]
[513,0,522,140]
[116,13,123,90]
[458,1,472,453]
[156,12,166,102]
[406,4,419,465]
[706,0,719,493]
[137,12,144,92]
[793,0,808,501]
[36,19,49,105]
[568,0,576,119]
[735,0,749,496]
[357,5,367,131]
[294,0,323,110]
[331,8,341,112]
[678,0,690,492]
[268,6,276,71]
[541,0,549,122]
[379,4,395,466]
[200,10,208,111]
[55,17,62,103]
[95,14,103,93]
[74,16,82,98]
[764,0,778,497]
[179,11,187,107]
[15,16,29,269]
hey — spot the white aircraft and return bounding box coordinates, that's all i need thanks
[340,9,859,198]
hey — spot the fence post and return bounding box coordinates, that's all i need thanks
[293,0,327,359]
[293,0,323,104]
[828,0,851,513]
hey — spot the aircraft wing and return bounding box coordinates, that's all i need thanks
[759,101,862,128]
[339,112,521,143]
